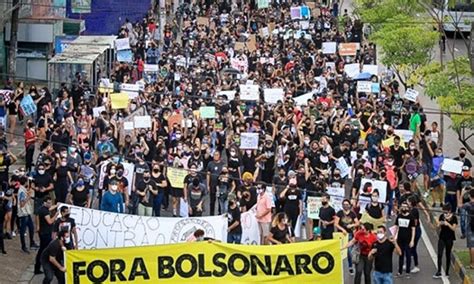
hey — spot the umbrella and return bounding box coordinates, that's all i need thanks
[354,72,372,81]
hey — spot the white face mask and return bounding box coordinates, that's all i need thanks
[110,169,116,175]
[38,170,45,175]
[61,162,67,167]
[111,185,118,191]
[376,233,385,241]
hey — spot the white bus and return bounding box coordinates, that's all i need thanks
[433,0,474,32]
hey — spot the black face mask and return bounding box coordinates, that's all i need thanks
[460,153,466,158]
[321,201,328,206]
[144,177,150,182]
[64,214,70,219]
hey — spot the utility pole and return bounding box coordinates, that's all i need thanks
[470,22,474,73]
[8,0,19,82]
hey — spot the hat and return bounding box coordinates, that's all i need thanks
[109,180,118,185]
[462,166,470,171]
[313,226,321,236]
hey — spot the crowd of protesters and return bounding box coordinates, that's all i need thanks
[0,0,473,283]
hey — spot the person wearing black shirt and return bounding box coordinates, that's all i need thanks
[206,151,225,215]
[136,170,158,217]
[32,164,54,215]
[279,182,302,234]
[319,193,336,240]
[35,197,58,274]
[369,225,401,282]
[335,199,359,275]
[458,169,473,238]
[267,212,293,244]
[394,201,416,278]
[41,230,69,284]
[433,204,457,278]
[227,199,242,244]
[52,206,77,250]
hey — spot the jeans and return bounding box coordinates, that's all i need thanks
[42,260,65,284]
[445,194,457,213]
[373,271,393,284]
[460,208,466,236]
[35,233,52,272]
[227,233,242,244]
[137,203,153,216]
[153,191,164,216]
[355,255,373,284]
[411,226,421,267]
[386,190,394,217]
[347,233,354,268]
[19,215,35,249]
[209,191,217,216]
[437,238,453,275]
[398,241,412,274]
[218,197,228,215]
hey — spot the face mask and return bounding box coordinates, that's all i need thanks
[110,169,116,175]
[81,128,88,134]
[356,154,362,159]
[230,151,236,156]
[376,233,385,241]
[69,147,76,153]
[343,205,351,211]
[144,176,150,181]
[61,162,67,167]
[409,145,416,150]
[64,213,71,219]
[175,134,182,140]
[194,151,200,156]
[38,170,45,175]
[111,185,118,191]
[304,139,310,145]
[257,188,263,194]
[117,170,123,177]
[460,153,466,158]
[402,208,409,214]
[321,201,328,206]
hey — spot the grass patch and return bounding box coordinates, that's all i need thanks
[454,250,474,280]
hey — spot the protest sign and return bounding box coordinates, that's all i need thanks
[66,239,342,283]
[258,0,269,9]
[322,42,337,54]
[300,21,310,30]
[441,158,464,174]
[92,106,105,118]
[117,49,133,62]
[115,38,130,50]
[240,133,259,149]
[326,187,345,212]
[167,113,184,129]
[404,88,419,102]
[350,151,369,163]
[199,106,216,119]
[382,136,406,149]
[301,6,310,18]
[359,178,387,203]
[144,64,159,72]
[134,115,152,128]
[234,42,246,51]
[335,157,350,178]
[123,121,134,130]
[363,64,378,76]
[263,88,284,104]
[167,168,188,188]
[98,78,113,93]
[240,206,261,245]
[357,81,372,93]
[218,90,236,101]
[371,83,380,93]
[20,95,37,116]
[333,232,349,259]
[122,162,135,194]
[248,35,257,52]
[394,129,413,142]
[358,196,371,214]
[260,27,270,37]
[290,6,302,19]
[120,83,140,99]
[239,84,259,101]
[230,58,248,73]
[63,204,228,249]
[344,63,360,78]
[338,43,358,56]
[294,92,313,106]
[307,196,322,219]
[197,17,209,25]
[110,93,129,109]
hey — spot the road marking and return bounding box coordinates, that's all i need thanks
[420,221,450,284]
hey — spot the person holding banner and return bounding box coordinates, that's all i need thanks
[100,180,124,213]
[136,170,157,216]
[151,163,167,217]
[227,198,242,244]
[335,199,360,275]
[369,225,402,284]
[267,212,294,245]
[319,193,336,240]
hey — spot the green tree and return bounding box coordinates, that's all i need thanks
[369,15,439,89]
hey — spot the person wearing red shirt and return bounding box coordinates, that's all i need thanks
[24,121,36,173]
[343,222,377,284]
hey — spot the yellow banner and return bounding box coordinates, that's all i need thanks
[110,93,129,109]
[66,241,342,284]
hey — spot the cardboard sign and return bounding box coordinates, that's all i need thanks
[197,17,209,26]
[294,92,313,106]
[344,63,360,78]
[357,81,372,93]
[123,121,134,130]
[92,106,106,118]
[234,42,246,51]
[115,38,130,51]
[199,106,216,119]
[441,158,464,174]
[167,113,183,129]
[322,42,337,54]
[240,133,259,149]
[335,157,350,178]
[263,88,284,104]
[359,179,387,203]
[110,93,129,109]
[134,115,152,129]
[260,27,270,38]
[394,129,414,142]
[363,64,378,76]
[218,90,236,101]
[404,88,419,102]
[239,84,259,101]
[258,0,269,9]
[307,197,321,219]
[248,35,257,52]
[291,7,302,19]
[120,83,140,99]
[167,168,188,188]
[144,64,159,72]
[338,43,358,56]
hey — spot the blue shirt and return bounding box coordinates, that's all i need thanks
[100,191,124,213]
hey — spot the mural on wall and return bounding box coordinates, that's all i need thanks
[26,0,66,18]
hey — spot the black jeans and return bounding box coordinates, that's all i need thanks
[437,238,453,275]
[35,234,52,272]
[398,241,412,274]
[42,261,65,284]
[25,144,35,172]
[354,255,373,284]
[209,191,217,216]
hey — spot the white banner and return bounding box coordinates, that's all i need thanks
[239,84,260,101]
[240,207,260,245]
[263,88,284,104]
[357,81,372,93]
[65,204,229,249]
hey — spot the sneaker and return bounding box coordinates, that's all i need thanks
[11,232,16,237]
[411,267,420,273]
[406,273,411,279]
[5,233,12,240]
[21,248,30,254]
[445,273,449,278]
[396,273,403,278]
[461,234,466,239]
[423,192,429,198]
[433,272,442,278]
[34,270,43,275]
[402,265,406,271]
[30,244,40,250]
[348,268,355,276]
